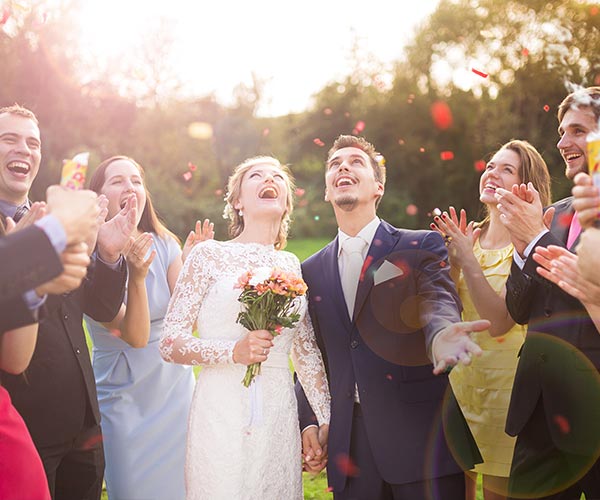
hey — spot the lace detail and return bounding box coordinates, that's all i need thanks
[160,240,330,499]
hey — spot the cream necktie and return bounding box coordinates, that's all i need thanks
[340,237,367,316]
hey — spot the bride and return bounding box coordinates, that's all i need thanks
[160,156,331,499]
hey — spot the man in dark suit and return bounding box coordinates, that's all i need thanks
[297,135,488,499]
[496,86,600,498]
[0,104,133,500]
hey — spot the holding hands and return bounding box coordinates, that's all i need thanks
[302,424,329,474]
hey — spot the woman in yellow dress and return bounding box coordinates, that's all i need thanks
[432,140,552,500]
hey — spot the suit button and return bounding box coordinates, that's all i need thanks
[76,348,81,354]
[63,314,68,320]
[350,340,359,349]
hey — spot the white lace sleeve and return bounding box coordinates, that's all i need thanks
[160,242,236,365]
[287,255,330,426]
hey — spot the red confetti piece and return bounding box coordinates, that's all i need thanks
[474,160,486,172]
[398,138,405,145]
[471,68,488,78]
[385,373,393,380]
[325,486,334,493]
[188,162,197,171]
[295,188,305,197]
[110,329,121,337]
[430,101,453,130]
[354,120,365,133]
[323,108,333,115]
[334,454,360,477]
[360,256,374,282]
[344,112,350,117]
[313,138,325,147]
[183,172,192,182]
[543,104,550,112]
[557,213,572,228]
[81,434,103,450]
[262,128,270,136]
[553,414,571,434]
[419,147,425,153]
[521,48,529,57]
[0,7,10,25]
[214,189,223,196]
[591,5,598,15]
[406,204,418,216]
[440,151,454,161]
[496,336,506,343]
[439,261,447,268]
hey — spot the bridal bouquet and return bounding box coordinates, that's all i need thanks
[235,267,308,387]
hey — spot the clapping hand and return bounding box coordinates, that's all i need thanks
[432,319,489,375]
[97,194,138,263]
[430,206,481,270]
[182,219,214,263]
[124,232,156,283]
[572,172,600,229]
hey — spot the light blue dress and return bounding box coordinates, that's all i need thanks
[85,234,195,500]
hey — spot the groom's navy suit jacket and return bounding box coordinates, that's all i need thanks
[297,220,480,491]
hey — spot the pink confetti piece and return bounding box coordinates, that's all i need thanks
[591,5,598,15]
[214,189,223,196]
[440,151,454,161]
[398,138,405,145]
[354,120,365,133]
[557,213,572,228]
[262,128,270,136]
[323,108,333,115]
[110,329,122,338]
[430,101,453,130]
[385,374,393,380]
[471,68,488,78]
[295,188,305,197]
[334,454,360,477]
[406,204,418,216]
[521,48,529,57]
[543,104,550,112]
[474,160,486,172]
[188,162,197,171]
[553,414,571,434]
[325,486,334,493]
[419,147,425,153]
[313,138,325,147]
[0,7,10,25]
[182,171,192,182]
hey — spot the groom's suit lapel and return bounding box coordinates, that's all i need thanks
[353,222,396,322]
[321,238,353,329]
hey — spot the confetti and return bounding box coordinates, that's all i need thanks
[314,215,320,221]
[110,329,122,338]
[521,48,529,57]
[419,147,425,153]
[439,261,447,267]
[354,120,365,133]
[188,162,197,172]
[323,108,333,115]
[553,414,571,434]
[440,151,454,161]
[183,172,192,182]
[314,295,322,302]
[496,336,505,343]
[591,5,599,15]
[385,374,393,380]
[295,188,305,197]
[557,213,572,228]
[214,189,223,196]
[471,68,488,78]
[406,204,418,216]
[81,434,103,450]
[360,256,374,281]
[313,138,325,147]
[1,7,10,25]
[543,104,550,112]
[474,160,486,172]
[433,208,442,217]
[334,454,359,477]
[325,486,334,493]
[398,138,405,145]
[262,128,270,136]
[430,101,453,130]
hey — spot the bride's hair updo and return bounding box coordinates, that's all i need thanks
[223,156,295,250]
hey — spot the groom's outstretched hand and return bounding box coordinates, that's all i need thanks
[432,319,489,375]
[302,425,328,474]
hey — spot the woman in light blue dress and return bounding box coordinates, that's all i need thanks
[85,156,211,500]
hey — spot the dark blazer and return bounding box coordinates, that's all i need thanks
[1,254,127,447]
[0,225,63,331]
[296,220,480,491]
[505,197,600,456]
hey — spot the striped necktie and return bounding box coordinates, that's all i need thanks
[13,204,29,223]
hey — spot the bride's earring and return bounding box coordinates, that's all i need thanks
[238,209,243,217]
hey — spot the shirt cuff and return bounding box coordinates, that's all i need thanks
[513,229,549,269]
[96,253,124,270]
[23,289,47,311]
[301,424,318,435]
[35,214,67,254]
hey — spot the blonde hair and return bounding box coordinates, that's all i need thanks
[223,156,295,250]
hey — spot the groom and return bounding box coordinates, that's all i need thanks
[296,135,486,499]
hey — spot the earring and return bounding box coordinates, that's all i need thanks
[238,209,243,217]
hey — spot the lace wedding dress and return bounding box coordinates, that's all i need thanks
[160,240,330,500]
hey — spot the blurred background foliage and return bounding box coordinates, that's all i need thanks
[1,0,599,241]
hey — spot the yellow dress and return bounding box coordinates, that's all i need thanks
[449,239,526,477]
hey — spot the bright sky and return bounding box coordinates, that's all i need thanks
[77,0,440,116]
